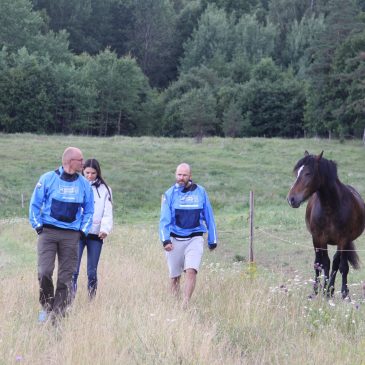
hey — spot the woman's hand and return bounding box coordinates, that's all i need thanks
[99,232,108,240]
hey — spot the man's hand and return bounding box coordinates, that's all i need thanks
[164,243,173,252]
[162,240,174,251]
[163,240,172,251]
[208,243,217,251]
[35,226,43,235]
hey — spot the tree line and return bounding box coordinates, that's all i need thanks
[0,0,364,139]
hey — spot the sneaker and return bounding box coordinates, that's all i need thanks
[70,280,77,303]
[38,310,48,323]
[88,288,97,300]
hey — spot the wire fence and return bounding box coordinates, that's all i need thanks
[1,193,364,256]
[1,216,363,252]
[255,227,365,252]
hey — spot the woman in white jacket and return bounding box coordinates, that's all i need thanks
[72,159,113,299]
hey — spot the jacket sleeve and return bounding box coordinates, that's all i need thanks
[202,190,218,245]
[80,183,94,236]
[159,191,172,244]
[100,187,113,235]
[29,174,48,229]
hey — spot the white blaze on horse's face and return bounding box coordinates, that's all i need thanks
[289,165,304,190]
[287,165,305,208]
[297,165,304,179]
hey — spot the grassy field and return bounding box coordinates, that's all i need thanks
[1,134,365,364]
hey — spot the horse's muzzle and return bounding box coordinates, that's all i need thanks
[287,195,301,208]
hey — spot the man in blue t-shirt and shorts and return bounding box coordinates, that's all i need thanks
[159,163,218,308]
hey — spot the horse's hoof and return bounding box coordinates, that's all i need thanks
[313,283,319,295]
[327,286,335,298]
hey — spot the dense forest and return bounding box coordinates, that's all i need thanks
[0,0,365,138]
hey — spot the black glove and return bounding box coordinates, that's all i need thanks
[35,226,43,235]
[208,243,217,251]
[163,240,172,247]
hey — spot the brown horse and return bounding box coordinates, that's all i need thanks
[287,151,365,298]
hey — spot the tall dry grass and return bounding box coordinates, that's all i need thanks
[1,221,365,364]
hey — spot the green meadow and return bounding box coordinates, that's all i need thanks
[1,134,365,364]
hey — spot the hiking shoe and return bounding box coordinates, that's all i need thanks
[38,310,48,323]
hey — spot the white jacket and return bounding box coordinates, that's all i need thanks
[89,182,113,236]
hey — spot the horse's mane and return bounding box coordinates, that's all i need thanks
[294,154,338,184]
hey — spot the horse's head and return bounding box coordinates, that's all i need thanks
[287,151,323,208]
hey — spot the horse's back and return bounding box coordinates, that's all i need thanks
[347,184,365,235]
[347,184,365,206]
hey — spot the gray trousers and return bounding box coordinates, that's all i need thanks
[37,227,79,316]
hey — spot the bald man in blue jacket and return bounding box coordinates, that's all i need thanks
[30,147,94,321]
[160,163,217,308]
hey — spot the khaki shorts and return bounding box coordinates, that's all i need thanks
[165,236,204,278]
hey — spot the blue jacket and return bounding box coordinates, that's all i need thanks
[159,182,217,246]
[29,167,94,234]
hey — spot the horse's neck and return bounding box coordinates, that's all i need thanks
[317,179,343,207]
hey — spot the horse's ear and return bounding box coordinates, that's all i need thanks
[304,150,309,156]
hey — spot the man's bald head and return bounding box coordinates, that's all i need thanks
[62,147,82,163]
[176,163,191,175]
[62,147,84,174]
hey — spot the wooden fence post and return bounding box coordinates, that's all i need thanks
[249,190,254,263]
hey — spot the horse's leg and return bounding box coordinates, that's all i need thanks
[328,251,340,297]
[339,251,350,299]
[313,249,322,295]
[313,248,330,295]
[321,250,330,295]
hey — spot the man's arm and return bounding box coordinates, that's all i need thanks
[202,189,218,249]
[159,191,172,246]
[80,183,94,236]
[29,174,47,232]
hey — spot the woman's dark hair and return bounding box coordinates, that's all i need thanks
[83,158,112,202]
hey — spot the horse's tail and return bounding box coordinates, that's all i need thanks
[347,241,360,270]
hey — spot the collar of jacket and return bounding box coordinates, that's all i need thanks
[91,178,101,188]
[182,180,197,193]
[55,167,79,182]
